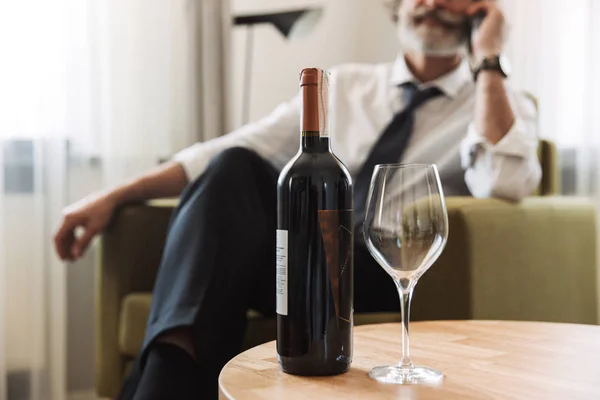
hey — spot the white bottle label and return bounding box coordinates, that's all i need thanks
[276,230,288,316]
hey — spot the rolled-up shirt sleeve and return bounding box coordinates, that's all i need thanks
[460,91,542,201]
[173,94,301,183]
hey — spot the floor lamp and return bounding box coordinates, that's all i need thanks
[234,8,324,125]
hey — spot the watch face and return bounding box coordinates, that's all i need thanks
[499,55,512,77]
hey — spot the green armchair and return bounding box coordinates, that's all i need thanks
[95,139,598,398]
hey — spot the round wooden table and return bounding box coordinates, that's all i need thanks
[219,321,600,400]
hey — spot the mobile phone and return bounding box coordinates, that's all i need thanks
[466,2,487,55]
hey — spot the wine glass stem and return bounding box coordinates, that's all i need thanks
[398,288,414,368]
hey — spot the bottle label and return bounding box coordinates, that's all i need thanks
[318,209,353,323]
[276,229,288,316]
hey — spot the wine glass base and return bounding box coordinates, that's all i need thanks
[369,365,443,385]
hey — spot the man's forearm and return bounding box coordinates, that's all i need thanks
[474,71,516,144]
[107,161,189,206]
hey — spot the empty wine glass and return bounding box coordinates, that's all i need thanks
[363,164,448,384]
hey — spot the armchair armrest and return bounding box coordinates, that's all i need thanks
[413,196,598,325]
[95,200,176,397]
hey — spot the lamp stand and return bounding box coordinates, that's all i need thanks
[242,26,254,126]
[235,8,323,126]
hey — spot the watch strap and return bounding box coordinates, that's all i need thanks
[472,55,507,81]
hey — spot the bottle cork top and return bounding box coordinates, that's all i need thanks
[300,68,323,86]
[300,68,329,136]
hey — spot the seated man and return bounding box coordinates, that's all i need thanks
[53,0,541,399]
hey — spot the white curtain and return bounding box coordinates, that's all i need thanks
[503,0,600,318]
[503,0,600,199]
[0,0,229,398]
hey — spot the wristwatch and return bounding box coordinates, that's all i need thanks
[472,55,511,81]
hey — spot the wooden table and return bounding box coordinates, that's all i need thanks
[218,321,600,400]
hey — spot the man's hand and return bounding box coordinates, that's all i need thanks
[467,1,507,61]
[53,161,188,262]
[54,192,118,262]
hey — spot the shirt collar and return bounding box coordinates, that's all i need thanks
[390,54,472,99]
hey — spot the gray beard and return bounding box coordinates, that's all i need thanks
[396,22,468,57]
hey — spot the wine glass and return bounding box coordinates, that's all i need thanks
[363,163,448,384]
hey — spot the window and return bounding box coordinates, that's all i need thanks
[2,140,34,194]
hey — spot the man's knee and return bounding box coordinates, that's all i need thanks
[209,147,267,176]
[181,147,274,205]
[180,147,268,201]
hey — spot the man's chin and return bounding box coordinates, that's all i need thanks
[420,45,466,57]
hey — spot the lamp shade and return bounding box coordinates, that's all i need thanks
[234,8,323,40]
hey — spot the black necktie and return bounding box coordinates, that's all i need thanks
[354,82,443,226]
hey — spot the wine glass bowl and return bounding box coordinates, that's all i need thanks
[363,164,448,384]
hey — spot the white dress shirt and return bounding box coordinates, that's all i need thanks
[174,55,542,201]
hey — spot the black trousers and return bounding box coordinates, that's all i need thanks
[130,148,398,398]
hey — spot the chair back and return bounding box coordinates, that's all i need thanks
[525,92,560,196]
[538,139,560,195]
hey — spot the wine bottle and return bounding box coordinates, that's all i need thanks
[276,68,354,376]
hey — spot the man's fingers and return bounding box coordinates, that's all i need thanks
[54,214,83,261]
[55,231,74,261]
[466,1,495,16]
[71,227,98,260]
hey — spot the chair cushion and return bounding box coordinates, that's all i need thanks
[118,292,402,358]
